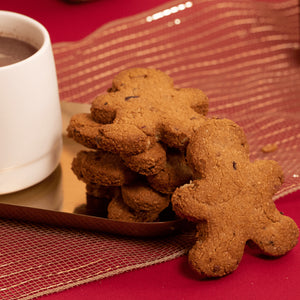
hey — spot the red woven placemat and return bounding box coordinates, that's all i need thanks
[0,1,299,299]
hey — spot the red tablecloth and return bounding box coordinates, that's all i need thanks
[1,1,300,299]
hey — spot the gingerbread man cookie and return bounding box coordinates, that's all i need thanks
[68,68,208,157]
[172,118,299,277]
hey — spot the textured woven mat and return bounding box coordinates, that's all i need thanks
[1,0,300,299]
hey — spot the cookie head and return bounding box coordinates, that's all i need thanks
[172,118,299,277]
[186,118,249,179]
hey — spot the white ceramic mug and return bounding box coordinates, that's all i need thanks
[0,11,62,194]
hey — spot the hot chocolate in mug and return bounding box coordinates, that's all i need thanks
[0,11,62,194]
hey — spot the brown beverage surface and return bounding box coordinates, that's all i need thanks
[0,36,38,67]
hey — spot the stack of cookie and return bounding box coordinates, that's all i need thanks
[67,67,299,278]
[67,68,209,222]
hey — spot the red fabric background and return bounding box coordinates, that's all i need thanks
[1,0,170,43]
[1,1,299,299]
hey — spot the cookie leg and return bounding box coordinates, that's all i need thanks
[188,224,245,278]
[251,214,299,256]
[121,181,170,213]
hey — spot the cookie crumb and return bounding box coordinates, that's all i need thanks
[261,143,278,153]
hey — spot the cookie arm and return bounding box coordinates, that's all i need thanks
[96,123,154,155]
[179,88,209,116]
[67,113,100,149]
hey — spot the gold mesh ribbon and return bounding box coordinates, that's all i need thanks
[1,1,299,299]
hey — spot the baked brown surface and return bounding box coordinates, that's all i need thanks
[67,68,298,276]
[147,148,193,194]
[68,68,208,153]
[67,112,152,155]
[71,150,137,186]
[121,180,170,213]
[121,143,167,176]
[107,194,161,222]
[172,118,299,277]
